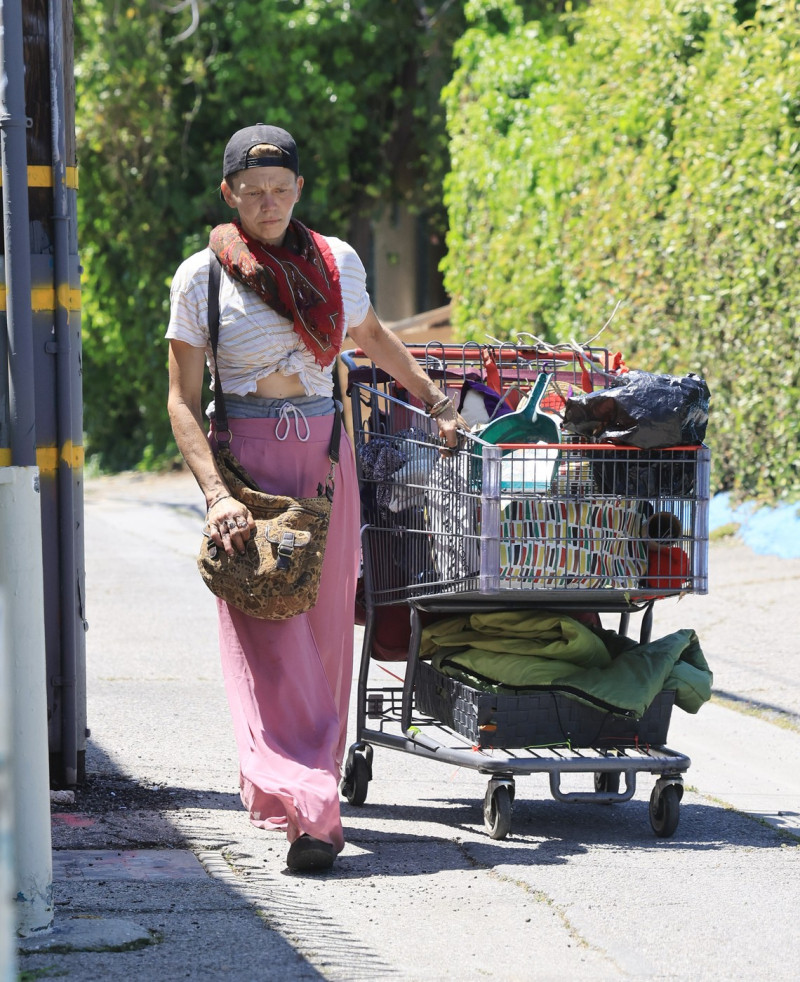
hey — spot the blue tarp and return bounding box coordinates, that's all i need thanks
[710,493,800,559]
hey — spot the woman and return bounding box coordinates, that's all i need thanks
[166,124,460,872]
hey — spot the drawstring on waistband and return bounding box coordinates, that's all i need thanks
[275,402,311,442]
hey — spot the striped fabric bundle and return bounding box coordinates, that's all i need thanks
[499,498,648,589]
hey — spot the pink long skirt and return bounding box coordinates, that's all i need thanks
[212,414,360,854]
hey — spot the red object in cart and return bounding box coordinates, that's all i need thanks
[647,546,691,591]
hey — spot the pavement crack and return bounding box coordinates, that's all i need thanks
[454,838,609,959]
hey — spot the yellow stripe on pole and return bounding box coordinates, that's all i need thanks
[35,448,59,476]
[0,449,11,467]
[62,442,84,469]
[0,165,78,189]
[0,285,81,312]
[35,444,84,476]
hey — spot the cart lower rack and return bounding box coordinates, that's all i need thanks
[342,603,690,839]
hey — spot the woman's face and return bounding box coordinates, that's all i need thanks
[221,166,304,246]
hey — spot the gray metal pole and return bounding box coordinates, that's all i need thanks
[0,0,37,466]
[48,0,81,788]
[1,1,54,940]
[0,302,8,463]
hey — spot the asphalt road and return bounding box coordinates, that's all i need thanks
[20,468,800,981]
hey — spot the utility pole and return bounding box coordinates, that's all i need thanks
[1,0,85,940]
[1,0,86,789]
[1,0,57,941]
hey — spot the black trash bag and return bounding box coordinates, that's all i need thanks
[563,370,710,449]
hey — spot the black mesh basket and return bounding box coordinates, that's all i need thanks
[415,659,674,749]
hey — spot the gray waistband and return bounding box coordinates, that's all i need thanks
[207,394,335,419]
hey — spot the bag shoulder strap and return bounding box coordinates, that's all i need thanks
[206,252,341,462]
[207,253,229,442]
[208,251,221,346]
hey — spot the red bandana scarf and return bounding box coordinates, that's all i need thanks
[209,219,344,368]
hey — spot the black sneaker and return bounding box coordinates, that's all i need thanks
[286,835,335,873]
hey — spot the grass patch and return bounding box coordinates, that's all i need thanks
[711,693,800,734]
[709,522,741,541]
[18,970,69,981]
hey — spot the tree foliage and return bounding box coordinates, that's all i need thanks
[443,0,800,501]
[75,0,468,471]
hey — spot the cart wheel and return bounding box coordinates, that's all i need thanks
[649,783,680,837]
[341,752,370,806]
[594,772,621,796]
[484,784,513,840]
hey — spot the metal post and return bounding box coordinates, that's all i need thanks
[49,0,84,788]
[0,592,16,982]
[0,0,37,466]
[0,467,53,938]
[0,0,52,940]
[2,0,87,788]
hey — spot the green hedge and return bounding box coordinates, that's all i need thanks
[442,0,800,501]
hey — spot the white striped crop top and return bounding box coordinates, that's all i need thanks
[166,237,371,399]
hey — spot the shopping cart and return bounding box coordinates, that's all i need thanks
[340,342,710,839]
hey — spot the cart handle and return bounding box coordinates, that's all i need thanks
[495,442,705,452]
[348,345,607,364]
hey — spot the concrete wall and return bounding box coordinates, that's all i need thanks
[370,205,448,325]
[371,205,419,323]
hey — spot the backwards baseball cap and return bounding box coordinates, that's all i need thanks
[222,124,299,179]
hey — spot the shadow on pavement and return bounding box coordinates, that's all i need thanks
[35,738,396,981]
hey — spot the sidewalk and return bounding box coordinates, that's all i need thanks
[15,471,800,980]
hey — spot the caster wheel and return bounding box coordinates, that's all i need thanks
[594,771,621,795]
[483,784,513,840]
[649,783,681,837]
[341,752,371,806]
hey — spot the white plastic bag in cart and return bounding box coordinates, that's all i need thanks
[500,445,560,496]
[387,440,441,513]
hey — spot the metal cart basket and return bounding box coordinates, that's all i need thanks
[341,342,710,839]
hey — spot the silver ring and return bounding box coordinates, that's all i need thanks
[225,519,237,531]
[236,518,247,529]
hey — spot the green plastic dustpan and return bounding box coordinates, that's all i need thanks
[477,372,560,449]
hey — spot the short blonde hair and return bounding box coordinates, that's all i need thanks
[247,143,284,162]
[227,144,296,190]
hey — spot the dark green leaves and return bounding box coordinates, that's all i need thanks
[443,0,800,501]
